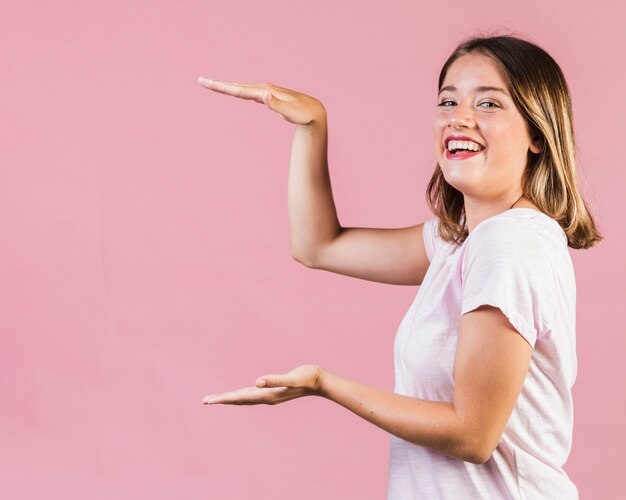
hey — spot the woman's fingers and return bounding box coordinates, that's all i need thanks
[203,386,264,404]
[203,385,297,405]
[198,77,292,100]
[197,77,267,103]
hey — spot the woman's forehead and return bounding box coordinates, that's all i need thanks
[441,53,509,91]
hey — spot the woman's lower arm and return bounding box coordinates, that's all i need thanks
[316,367,482,464]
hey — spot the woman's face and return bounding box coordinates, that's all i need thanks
[434,52,540,202]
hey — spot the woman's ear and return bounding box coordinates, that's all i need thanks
[529,134,543,154]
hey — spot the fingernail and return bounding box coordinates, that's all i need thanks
[198,77,212,84]
[258,379,266,387]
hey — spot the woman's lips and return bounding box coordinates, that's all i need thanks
[445,148,484,160]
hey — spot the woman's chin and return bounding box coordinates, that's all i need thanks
[441,170,480,194]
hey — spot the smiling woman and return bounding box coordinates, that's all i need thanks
[198,31,601,500]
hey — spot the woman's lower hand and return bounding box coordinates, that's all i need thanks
[202,364,324,406]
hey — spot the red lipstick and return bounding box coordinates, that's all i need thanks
[445,148,483,160]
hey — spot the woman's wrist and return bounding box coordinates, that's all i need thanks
[313,364,328,397]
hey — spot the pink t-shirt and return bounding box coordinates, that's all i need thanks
[387,208,578,499]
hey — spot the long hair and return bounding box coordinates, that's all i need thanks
[427,33,602,249]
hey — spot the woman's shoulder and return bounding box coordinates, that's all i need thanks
[463,209,573,288]
[468,208,567,249]
[425,208,569,265]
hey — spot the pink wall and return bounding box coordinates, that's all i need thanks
[1,1,623,498]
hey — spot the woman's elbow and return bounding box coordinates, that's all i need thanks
[467,448,494,465]
[290,247,316,268]
[456,431,497,465]
[465,436,498,465]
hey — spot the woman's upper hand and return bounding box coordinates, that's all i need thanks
[202,364,324,406]
[197,77,327,126]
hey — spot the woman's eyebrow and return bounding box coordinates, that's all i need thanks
[438,85,509,96]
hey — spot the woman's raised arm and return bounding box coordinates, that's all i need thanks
[198,78,431,286]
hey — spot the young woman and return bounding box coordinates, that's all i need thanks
[199,34,602,499]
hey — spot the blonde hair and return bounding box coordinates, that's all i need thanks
[427,33,603,249]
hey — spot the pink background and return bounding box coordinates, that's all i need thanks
[1,1,624,498]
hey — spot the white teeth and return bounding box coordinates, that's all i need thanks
[446,140,483,152]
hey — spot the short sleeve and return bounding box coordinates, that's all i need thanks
[460,218,556,349]
[422,217,444,262]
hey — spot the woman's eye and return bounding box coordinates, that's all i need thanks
[437,100,500,108]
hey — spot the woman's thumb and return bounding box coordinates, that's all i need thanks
[256,373,288,387]
[263,89,277,108]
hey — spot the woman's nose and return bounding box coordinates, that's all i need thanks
[448,104,475,128]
